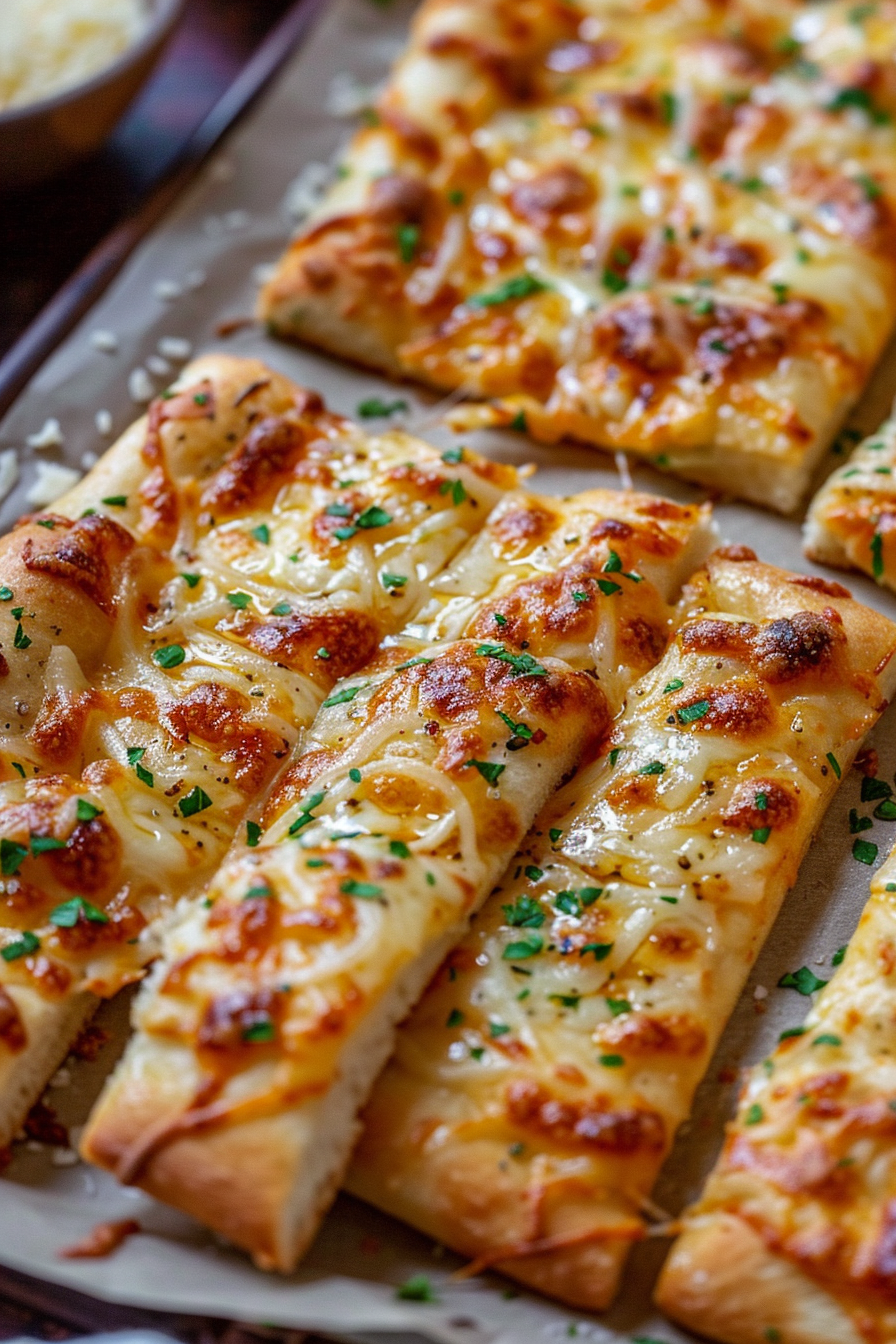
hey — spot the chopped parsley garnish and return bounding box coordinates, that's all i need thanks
[752,827,771,845]
[550,993,580,1009]
[288,790,325,835]
[245,885,271,900]
[474,643,547,677]
[1,931,39,961]
[827,86,890,123]
[875,799,896,820]
[826,752,841,779]
[659,89,677,125]
[250,524,270,544]
[446,1008,464,1028]
[153,643,185,668]
[778,966,828,995]
[77,799,102,822]
[396,223,420,264]
[549,827,563,844]
[226,591,252,610]
[812,1033,842,1047]
[663,679,684,694]
[744,1103,764,1126]
[316,647,330,661]
[677,699,710,724]
[13,622,31,650]
[524,865,543,882]
[606,997,631,1016]
[466,759,505,787]
[271,601,292,616]
[325,502,352,518]
[0,838,28,875]
[447,189,465,205]
[579,941,614,961]
[602,268,628,294]
[853,837,879,865]
[127,747,154,789]
[439,477,467,506]
[30,835,65,856]
[510,409,528,432]
[503,895,545,928]
[498,710,532,743]
[243,1020,276,1044]
[0,587,12,601]
[441,445,465,464]
[779,1025,808,1041]
[381,572,408,591]
[389,839,411,859]
[246,820,262,847]
[832,944,847,966]
[555,890,582,917]
[849,808,872,835]
[349,767,362,784]
[396,656,432,670]
[179,786,212,818]
[503,935,544,960]
[396,1275,439,1303]
[856,172,883,201]
[49,897,109,928]
[871,531,885,580]
[640,761,665,776]
[323,685,361,708]
[102,495,128,507]
[356,505,392,530]
[470,274,549,307]
[181,572,201,588]
[357,397,408,419]
[609,748,620,766]
[340,879,383,899]
[490,1022,511,1038]
[596,578,621,596]
[599,1053,625,1067]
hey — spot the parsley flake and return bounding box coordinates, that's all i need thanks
[778,966,828,995]
[340,879,383,900]
[49,897,109,928]
[466,759,505,787]
[470,274,549,307]
[153,644,185,669]
[179,787,212,817]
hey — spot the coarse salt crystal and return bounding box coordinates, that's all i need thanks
[283,161,331,222]
[128,368,155,404]
[51,1148,79,1167]
[326,70,381,118]
[95,409,113,436]
[26,460,81,506]
[158,336,192,361]
[153,279,182,301]
[146,354,171,377]
[753,984,768,1000]
[26,417,63,449]
[90,330,119,354]
[50,1066,71,1088]
[0,449,18,503]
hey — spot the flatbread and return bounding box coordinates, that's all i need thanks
[804,404,896,590]
[657,836,896,1344]
[80,487,713,1272]
[0,353,517,1149]
[259,0,896,513]
[346,550,896,1311]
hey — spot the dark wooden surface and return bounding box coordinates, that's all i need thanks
[0,3,335,1338]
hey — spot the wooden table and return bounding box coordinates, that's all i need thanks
[0,4,335,1337]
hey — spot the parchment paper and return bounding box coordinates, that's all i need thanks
[2,1,896,1340]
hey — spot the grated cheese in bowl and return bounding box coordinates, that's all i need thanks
[0,0,149,112]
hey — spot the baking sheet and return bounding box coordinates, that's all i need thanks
[2,0,896,1339]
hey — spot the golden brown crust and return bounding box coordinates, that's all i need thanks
[261,0,896,512]
[656,1212,864,1344]
[346,551,896,1310]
